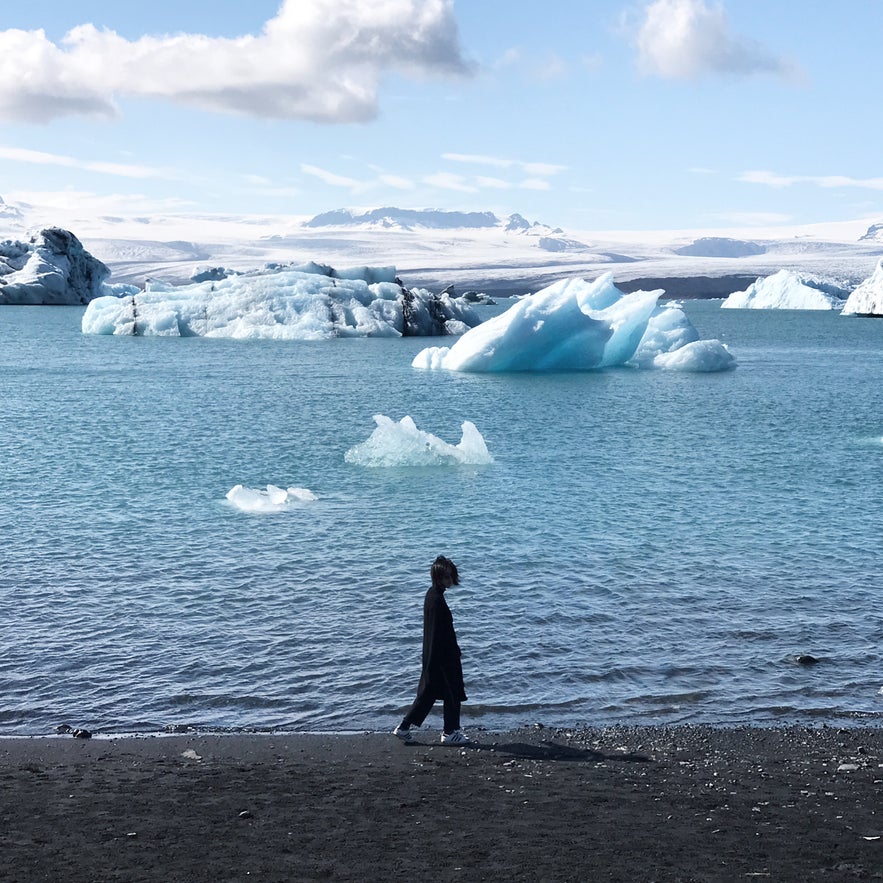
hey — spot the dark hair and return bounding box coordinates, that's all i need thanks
[431,555,459,589]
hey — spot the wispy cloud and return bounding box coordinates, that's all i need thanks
[0,0,472,124]
[740,170,883,191]
[377,174,415,190]
[0,145,172,178]
[297,156,563,198]
[422,172,478,193]
[300,164,363,189]
[634,0,797,80]
[534,54,568,82]
[7,188,194,216]
[442,153,567,177]
[519,178,552,191]
[475,176,512,190]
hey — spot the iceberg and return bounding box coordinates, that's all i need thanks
[721,269,847,310]
[841,259,883,316]
[344,415,493,467]
[411,273,735,373]
[226,484,317,514]
[82,263,481,339]
[0,228,130,305]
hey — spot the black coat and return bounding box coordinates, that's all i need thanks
[416,585,467,702]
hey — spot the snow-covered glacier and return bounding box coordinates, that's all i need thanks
[721,269,848,310]
[841,259,883,316]
[82,262,480,339]
[411,273,735,373]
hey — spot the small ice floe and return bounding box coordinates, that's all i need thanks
[344,414,494,467]
[226,484,318,513]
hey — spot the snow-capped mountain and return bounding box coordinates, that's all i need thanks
[2,194,882,299]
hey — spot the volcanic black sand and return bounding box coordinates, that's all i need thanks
[2,724,882,882]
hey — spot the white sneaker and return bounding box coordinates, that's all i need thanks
[393,725,414,743]
[440,730,470,745]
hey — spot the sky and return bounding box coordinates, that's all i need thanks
[0,0,881,234]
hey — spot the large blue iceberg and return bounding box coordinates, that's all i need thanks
[412,273,735,372]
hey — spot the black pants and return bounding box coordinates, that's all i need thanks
[402,686,461,733]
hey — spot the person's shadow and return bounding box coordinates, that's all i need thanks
[475,740,650,764]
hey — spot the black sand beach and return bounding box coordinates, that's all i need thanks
[2,724,882,882]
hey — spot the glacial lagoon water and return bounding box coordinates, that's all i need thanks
[1,300,882,735]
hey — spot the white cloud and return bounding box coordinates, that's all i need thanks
[300,164,362,188]
[0,0,471,124]
[519,178,552,191]
[475,176,512,190]
[635,0,794,80]
[740,170,883,191]
[534,54,568,82]
[378,173,415,190]
[0,145,172,178]
[422,172,478,193]
[7,188,194,216]
[442,153,567,176]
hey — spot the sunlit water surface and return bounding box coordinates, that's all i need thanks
[2,301,882,735]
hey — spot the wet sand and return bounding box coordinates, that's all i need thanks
[2,724,882,882]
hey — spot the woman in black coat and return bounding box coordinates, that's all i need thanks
[394,556,470,745]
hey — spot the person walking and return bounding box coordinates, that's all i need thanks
[393,555,471,745]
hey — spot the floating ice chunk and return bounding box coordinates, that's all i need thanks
[226,484,318,513]
[841,259,883,316]
[344,415,493,467]
[631,301,700,366]
[411,273,733,372]
[82,264,480,340]
[721,269,847,310]
[652,339,736,372]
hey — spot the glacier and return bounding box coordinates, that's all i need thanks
[411,273,735,373]
[344,415,494,467]
[841,259,883,316]
[721,269,848,310]
[81,262,481,339]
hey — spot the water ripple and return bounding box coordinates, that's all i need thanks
[1,304,883,733]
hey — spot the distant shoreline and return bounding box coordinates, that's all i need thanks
[4,723,882,881]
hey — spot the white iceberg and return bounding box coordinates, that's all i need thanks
[841,259,883,316]
[81,263,480,339]
[721,269,847,310]
[411,273,734,373]
[226,484,317,514]
[0,228,132,305]
[344,415,493,467]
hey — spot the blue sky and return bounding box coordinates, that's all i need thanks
[0,0,881,232]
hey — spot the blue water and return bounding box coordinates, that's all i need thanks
[1,301,882,735]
